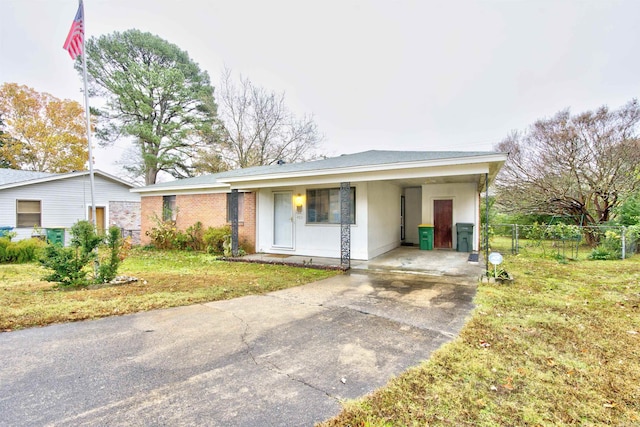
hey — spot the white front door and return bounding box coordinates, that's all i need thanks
[273,192,293,248]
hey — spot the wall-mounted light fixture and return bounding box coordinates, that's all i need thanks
[294,193,304,213]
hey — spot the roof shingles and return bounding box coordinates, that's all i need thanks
[140,150,500,191]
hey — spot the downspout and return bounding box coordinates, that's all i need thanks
[485,173,489,273]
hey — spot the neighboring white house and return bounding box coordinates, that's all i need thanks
[0,169,141,244]
[133,150,507,261]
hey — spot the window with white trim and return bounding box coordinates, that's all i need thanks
[16,200,41,227]
[306,188,355,224]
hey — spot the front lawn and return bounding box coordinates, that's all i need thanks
[321,254,640,426]
[0,248,338,331]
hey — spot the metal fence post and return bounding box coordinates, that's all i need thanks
[621,226,626,260]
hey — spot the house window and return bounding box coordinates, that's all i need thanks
[226,193,245,222]
[162,195,177,221]
[306,188,355,224]
[16,200,42,227]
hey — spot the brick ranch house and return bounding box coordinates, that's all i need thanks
[132,150,506,264]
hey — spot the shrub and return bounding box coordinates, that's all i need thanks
[146,219,207,251]
[0,237,46,263]
[97,226,124,283]
[71,220,103,255]
[145,219,179,250]
[184,222,205,251]
[40,244,92,286]
[40,221,103,286]
[203,225,231,254]
[588,229,622,260]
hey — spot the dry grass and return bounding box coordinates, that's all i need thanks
[0,248,338,331]
[320,254,640,426]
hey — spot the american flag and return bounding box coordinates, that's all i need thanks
[63,1,84,60]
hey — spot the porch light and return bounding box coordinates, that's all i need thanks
[294,194,304,212]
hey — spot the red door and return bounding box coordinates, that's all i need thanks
[434,200,452,248]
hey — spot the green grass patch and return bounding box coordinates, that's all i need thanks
[320,254,640,426]
[0,248,338,331]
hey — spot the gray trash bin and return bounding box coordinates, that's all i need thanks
[456,223,474,252]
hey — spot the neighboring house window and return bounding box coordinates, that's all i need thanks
[226,193,245,222]
[306,188,355,224]
[16,200,42,227]
[163,195,177,221]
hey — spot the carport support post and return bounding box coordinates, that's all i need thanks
[484,173,489,273]
[230,189,239,257]
[340,182,351,269]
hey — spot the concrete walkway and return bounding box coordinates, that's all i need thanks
[240,246,482,279]
[0,265,480,426]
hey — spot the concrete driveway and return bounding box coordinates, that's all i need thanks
[0,269,478,426]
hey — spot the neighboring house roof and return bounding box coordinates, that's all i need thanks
[0,169,138,191]
[133,150,508,194]
[0,169,57,186]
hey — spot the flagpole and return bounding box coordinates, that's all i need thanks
[78,1,97,228]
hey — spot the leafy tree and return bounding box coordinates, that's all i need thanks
[0,83,88,172]
[614,192,640,226]
[495,100,640,235]
[0,116,11,168]
[195,68,322,172]
[81,29,217,185]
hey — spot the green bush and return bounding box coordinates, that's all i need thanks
[97,226,123,284]
[203,225,231,254]
[588,229,622,260]
[71,220,103,255]
[146,219,206,251]
[184,222,205,251]
[0,237,47,263]
[145,219,179,250]
[40,221,104,286]
[40,244,92,286]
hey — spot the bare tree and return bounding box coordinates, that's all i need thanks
[196,69,322,171]
[495,100,640,231]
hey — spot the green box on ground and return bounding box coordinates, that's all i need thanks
[418,224,434,250]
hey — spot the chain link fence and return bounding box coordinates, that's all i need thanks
[482,223,639,260]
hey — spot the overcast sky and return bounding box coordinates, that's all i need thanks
[1,0,639,175]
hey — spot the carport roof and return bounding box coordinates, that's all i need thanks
[133,150,507,193]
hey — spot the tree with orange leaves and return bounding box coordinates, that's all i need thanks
[0,83,88,172]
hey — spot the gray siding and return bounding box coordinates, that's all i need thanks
[0,174,139,242]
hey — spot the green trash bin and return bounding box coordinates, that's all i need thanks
[456,223,474,252]
[418,224,434,250]
[46,228,65,246]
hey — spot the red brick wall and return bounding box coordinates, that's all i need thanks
[140,196,162,246]
[140,192,256,252]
